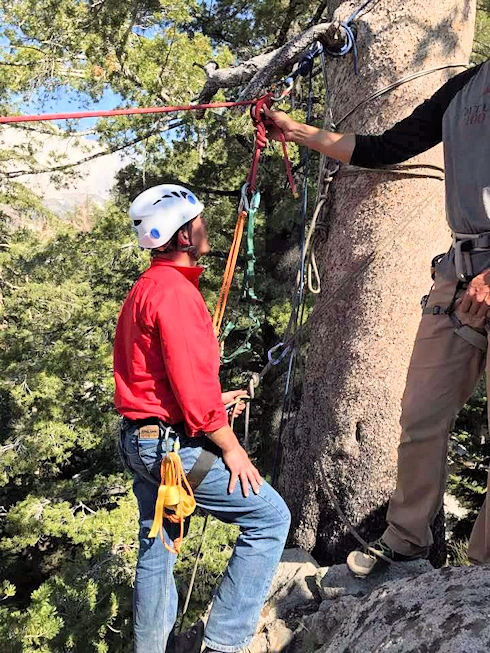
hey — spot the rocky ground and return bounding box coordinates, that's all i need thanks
[246,549,490,653]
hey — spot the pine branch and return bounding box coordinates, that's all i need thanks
[197,5,350,104]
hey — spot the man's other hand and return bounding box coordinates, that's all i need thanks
[221,389,248,418]
[454,268,490,329]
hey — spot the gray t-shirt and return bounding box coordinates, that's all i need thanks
[442,62,489,234]
[352,61,489,274]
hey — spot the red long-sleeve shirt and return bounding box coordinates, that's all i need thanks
[113,258,228,437]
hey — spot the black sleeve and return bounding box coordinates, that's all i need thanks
[350,64,482,167]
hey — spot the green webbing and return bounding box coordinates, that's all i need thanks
[243,191,260,302]
[220,191,261,364]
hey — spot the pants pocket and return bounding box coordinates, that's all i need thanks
[117,424,132,473]
[136,437,168,482]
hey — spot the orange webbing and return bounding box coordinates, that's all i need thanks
[148,451,196,554]
[212,209,247,335]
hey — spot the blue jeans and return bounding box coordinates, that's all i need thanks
[118,422,290,653]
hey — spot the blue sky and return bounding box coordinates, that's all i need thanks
[19,85,124,137]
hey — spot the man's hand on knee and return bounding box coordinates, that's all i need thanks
[223,443,262,498]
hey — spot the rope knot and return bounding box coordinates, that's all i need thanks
[248,93,298,198]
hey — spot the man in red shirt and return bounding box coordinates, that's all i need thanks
[114,184,290,653]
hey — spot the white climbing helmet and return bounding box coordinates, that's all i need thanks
[129,183,204,250]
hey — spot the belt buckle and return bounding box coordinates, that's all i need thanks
[454,239,474,282]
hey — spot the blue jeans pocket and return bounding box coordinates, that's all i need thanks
[136,438,164,476]
[117,426,132,473]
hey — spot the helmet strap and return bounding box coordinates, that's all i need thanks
[178,221,199,261]
[152,219,199,260]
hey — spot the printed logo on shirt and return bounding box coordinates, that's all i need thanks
[463,103,487,125]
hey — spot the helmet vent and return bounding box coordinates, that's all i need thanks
[153,194,173,205]
[133,219,142,226]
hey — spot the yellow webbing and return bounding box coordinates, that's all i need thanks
[148,444,196,554]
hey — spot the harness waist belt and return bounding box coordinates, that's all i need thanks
[452,231,490,282]
[122,416,218,490]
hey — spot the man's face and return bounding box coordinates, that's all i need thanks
[191,214,211,257]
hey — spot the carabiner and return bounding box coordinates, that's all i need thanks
[271,77,294,102]
[267,341,291,366]
[239,181,250,214]
[324,160,340,181]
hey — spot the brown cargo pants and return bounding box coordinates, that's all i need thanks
[382,255,490,564]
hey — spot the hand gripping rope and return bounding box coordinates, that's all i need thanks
[248,93,298,198]
[212,94,298,339]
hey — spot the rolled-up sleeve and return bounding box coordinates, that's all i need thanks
[154,286,228,437]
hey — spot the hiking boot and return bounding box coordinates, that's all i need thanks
[170,619,204,653]
[346,538,421,578]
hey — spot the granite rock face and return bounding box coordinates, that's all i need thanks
[246,549,490,653]
[314,565,490,653]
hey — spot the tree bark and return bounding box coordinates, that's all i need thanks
[277,0,476,564]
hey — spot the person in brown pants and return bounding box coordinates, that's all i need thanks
[381,257,489,567]
[263,58,490,573]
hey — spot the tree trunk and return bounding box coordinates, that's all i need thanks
[278,0,476,564]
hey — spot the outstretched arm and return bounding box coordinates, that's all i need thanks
[264,64,482,167]
[263,106,355,162]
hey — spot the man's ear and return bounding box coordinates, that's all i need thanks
[176,226,190,247]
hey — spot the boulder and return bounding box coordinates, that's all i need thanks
[317,559,432,600]
[249,550,490,652]
[314,565,490,653]
[249,548,321,653]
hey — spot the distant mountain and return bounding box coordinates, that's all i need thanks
[1,126,124,216]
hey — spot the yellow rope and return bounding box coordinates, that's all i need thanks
[149,443,196,554]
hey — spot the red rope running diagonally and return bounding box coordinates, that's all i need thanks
[0,93,298,197]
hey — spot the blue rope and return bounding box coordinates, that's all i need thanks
[280,0,377,91]
[272,68,315,485]
[323,0,378,75]
[286,43,324,85]
[325,23,358,74]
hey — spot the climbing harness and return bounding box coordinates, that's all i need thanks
[421,234,490,354]
[452,231,490,283]
[177,392,248,632]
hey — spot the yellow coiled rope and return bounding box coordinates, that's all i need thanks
[148,440,196,554]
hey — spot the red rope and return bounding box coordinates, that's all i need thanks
[0,93,297,198]
[0,99,256,124]
[247,94,298,198]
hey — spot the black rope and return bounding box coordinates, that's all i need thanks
[272,68,315,485]
[335,62,470,129]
